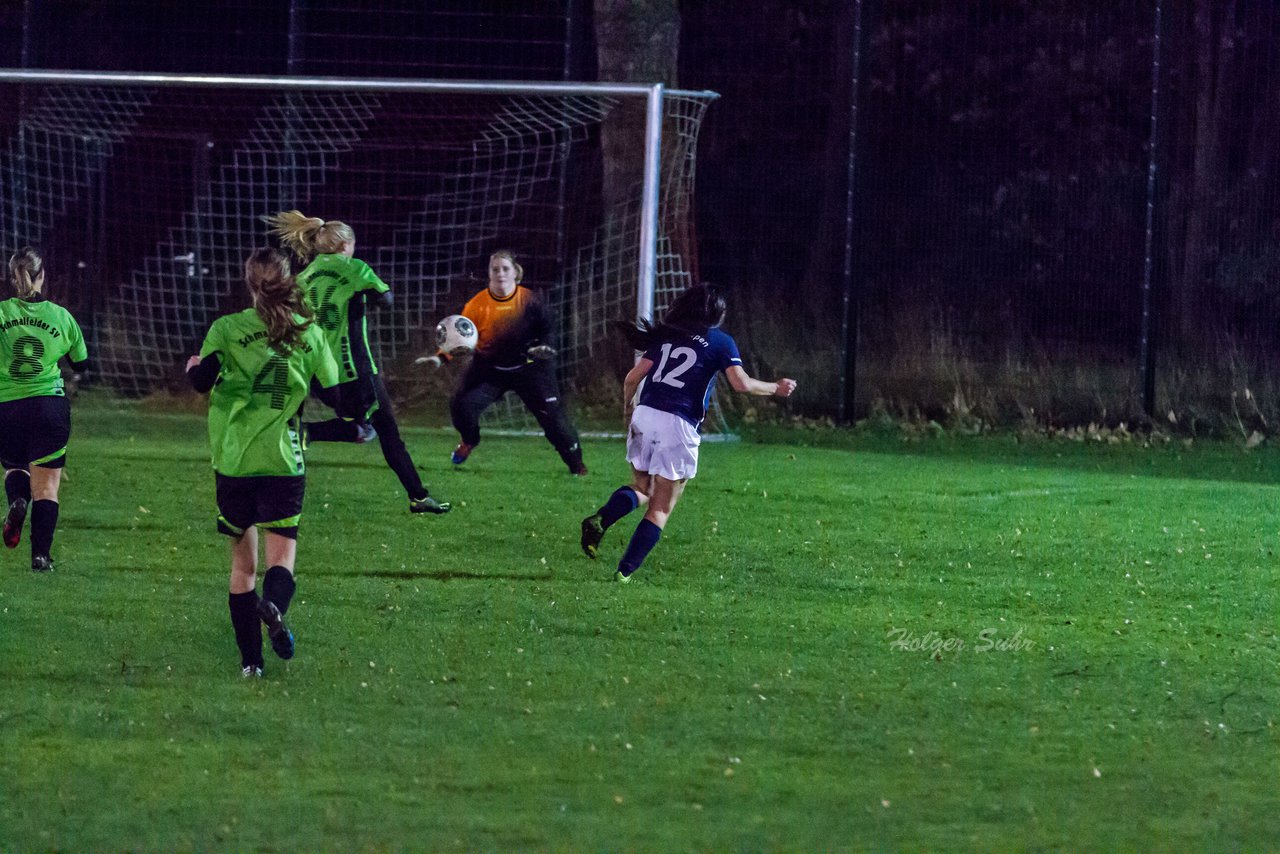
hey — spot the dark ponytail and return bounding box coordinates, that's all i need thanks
[615,282,728,351]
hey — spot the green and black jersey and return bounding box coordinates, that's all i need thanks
[198,309,339,477]
[0,296,88,404]
[297,254,390,383]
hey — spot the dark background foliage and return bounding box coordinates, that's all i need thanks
[0,0,1276,432]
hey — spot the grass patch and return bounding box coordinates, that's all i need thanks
[1,391,1276,848]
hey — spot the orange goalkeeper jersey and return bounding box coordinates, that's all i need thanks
[461,285,550,366]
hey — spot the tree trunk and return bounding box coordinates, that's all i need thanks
[594,0,681,234]
[1175,0,1236,350]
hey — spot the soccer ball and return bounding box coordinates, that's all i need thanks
[436,314,478,355]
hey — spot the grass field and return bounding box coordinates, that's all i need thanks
[2,393,1277,849]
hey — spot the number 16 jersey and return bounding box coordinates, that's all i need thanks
[637,327,742,430]
[199,308,339,477]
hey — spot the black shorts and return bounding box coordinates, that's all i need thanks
[0,394,71,469]
[214,473,306,540]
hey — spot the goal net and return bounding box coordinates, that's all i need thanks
[0,73,720,433]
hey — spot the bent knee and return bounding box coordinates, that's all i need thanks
[643,509,670,528]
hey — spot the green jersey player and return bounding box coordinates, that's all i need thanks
[187,248,340,678]
[0,247,89,572]
[267,210,448,515]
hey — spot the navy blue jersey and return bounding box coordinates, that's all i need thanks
[637,327,742,428]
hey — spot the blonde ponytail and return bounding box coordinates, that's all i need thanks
[266,209,354,262]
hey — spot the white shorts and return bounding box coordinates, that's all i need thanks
[626,405,701,481]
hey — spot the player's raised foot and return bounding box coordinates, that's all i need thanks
[410,494,451,514]
[3,497,28,548]
[241,664,263,679]
[580,514,604,559]
[451,442,474,465]
[257,598,295,660]
[354,423,378,444]
[31,554,53,573]
[614,570,632,584]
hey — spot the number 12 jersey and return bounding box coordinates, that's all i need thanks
[637,327,742,430]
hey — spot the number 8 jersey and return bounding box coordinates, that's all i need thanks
[636,327,742,430]
[199,309,339,477]
[0,295,87,403]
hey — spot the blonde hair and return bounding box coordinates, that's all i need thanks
[9,246,44,298]
[266,210,355,262]
[490,249,524,283]
[244,247,314,352]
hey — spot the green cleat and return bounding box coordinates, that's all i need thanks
[580,514,604,559]
[614,570,631,584]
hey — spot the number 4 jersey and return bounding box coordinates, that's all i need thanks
[0,296,88,404]
[199,308,339,477]
[637,327,742,430]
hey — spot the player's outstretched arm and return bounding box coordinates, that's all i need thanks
[725,365,796,398]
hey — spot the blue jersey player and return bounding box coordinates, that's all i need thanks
[580,283,796,581]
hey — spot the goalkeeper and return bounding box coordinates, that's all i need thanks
[268,210,449,514]
[426,250,586,475]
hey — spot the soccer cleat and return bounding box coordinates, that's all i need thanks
[580,514,604,559]
[409,494,451,514]
[571,464,589,477]
[3,497,27,549]
[450,442,474,465]
[354,423,378,444]
[31,554,53,573]
[257,598,295,660]
[241,665,263,679]
[614,570,632,584]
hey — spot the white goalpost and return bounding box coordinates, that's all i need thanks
[0,69,728,435]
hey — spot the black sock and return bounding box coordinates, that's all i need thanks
[305,418,363,442]
[262,565,297,615]
[228,591,264,668]
[30,499,58,559]
[5,469,30,506]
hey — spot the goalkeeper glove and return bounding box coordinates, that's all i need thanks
[526,344,556,361]
[414,350,449,369]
